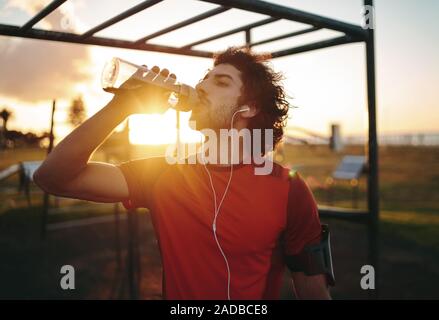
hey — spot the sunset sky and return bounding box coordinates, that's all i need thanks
[0,0,438,145]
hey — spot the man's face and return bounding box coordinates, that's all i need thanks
[190,63,244,130]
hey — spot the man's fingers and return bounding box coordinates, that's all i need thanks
[151,65,160,73]
[165,73,177,85]
[160,68,170,78]
[138,65,159,82]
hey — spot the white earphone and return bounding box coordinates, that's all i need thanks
[202,105,249,300]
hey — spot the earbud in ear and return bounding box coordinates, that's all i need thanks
[238,107,250,112]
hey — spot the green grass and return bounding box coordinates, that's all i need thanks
[380,211,439,255]
[279,144,439,214]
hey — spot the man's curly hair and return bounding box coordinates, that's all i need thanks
[213,47,290,155]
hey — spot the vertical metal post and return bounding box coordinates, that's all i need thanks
[24,174,32,207]
[123,116,139,299]
[245,29,251,48]
[364,0,379,299]
[41,99,56,240]
[127,208,139,299]
[134,207,142,295]
[114,202,122,270]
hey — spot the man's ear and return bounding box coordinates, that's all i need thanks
[239,104,259,118]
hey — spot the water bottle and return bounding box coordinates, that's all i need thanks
[101,57,199,112]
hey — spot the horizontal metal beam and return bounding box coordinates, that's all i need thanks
[0,24,213,58]
[200,0,367,39]
[20,0,68,31]
[135,6,230,44]
[182,17,278,48]
[271,35,362,58]
[80,0,163,39]
[250,26,320,47]
[318,205,369,224]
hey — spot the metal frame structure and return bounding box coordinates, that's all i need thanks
[0,0,379,299]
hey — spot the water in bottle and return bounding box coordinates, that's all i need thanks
[101,57,199,112]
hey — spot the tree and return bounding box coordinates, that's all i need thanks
[0,107,13,131]
[68,96,86,127]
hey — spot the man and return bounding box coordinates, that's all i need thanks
[33,48,334,300]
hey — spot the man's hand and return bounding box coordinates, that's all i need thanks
[109,65,177,115]
[291,273,331,300]
[34,65,178,203]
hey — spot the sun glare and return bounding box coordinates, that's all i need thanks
[129,109,203,145]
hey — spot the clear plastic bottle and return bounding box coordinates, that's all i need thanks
[101,57,199,112]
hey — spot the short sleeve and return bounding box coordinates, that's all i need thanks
[284,172,322,256]
[117,156,168,210]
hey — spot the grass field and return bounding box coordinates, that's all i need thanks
[0,144,438,299]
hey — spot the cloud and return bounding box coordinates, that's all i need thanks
[5,0,48,15]
[0,0,93,103]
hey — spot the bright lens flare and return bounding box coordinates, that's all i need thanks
[129,109,202,145]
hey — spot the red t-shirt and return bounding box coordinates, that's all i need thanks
[117,156,322,300]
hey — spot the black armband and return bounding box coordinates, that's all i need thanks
[285,224,335,286]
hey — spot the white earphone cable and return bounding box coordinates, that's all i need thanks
[202,108,246,300]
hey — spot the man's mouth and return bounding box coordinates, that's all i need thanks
[192,97,209,114]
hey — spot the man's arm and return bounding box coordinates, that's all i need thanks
[33,66,173,202]
[33,97,131,202]
[291,273,331,300]
[284,174,334,300]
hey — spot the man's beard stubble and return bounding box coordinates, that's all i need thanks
[190,104,235,131]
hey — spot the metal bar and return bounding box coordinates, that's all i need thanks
[133,208,142,298]
[24,176,32,207]
[114,203,122,271]
[135,6,230,44]
[80,0,163,39]
[200,0,367,38]
[250,26,320,47]
[182,17,278,48]
[318,205,369,224]
[364,0,379,299]
[245,29,251,48]
[41,99,56,240]
[0,24,213,58]
[271,35,361,58]
[21,0,67,31]
[127,209,139,299]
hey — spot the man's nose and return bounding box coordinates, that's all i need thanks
[195,79,209,96]
[195,83,207,99]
